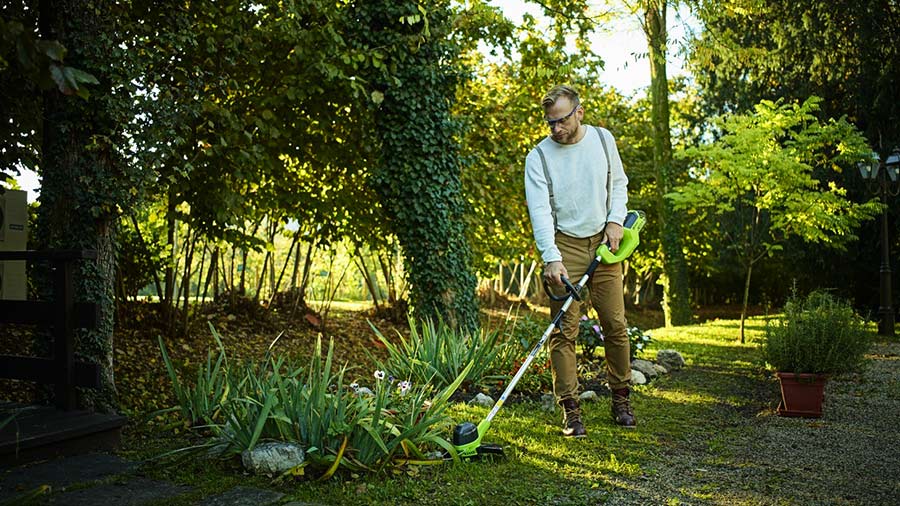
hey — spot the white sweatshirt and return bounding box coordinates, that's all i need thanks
[524,126,629,264]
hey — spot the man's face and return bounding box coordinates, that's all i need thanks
[544,97,583,144]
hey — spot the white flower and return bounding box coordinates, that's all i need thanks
[398,381,411,395]
[374,370,386,381]
[349,382,360,391]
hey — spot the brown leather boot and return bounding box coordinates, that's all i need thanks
[560,398,587,438]
[611,387,636,428]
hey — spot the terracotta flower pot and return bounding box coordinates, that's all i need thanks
[775,372,828,418]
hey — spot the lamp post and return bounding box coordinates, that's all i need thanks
[858,148,900,336]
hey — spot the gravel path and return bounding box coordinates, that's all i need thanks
[605,341,900,505]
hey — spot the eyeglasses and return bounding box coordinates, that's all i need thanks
[546,102,580,129]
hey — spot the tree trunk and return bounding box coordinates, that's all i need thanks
[202,247,218,302]
[354,247,382,310]
[290,237,302,290]
[180,230,197,334]
[194,243,206,301]
[254,250,270,303]
[36,0,126,412]
[298,240,316,301]
[268,222,276,300]
[266,231,299,310]
[376,248,397,304]
[164,190,177,308]
[740,261,754,344]
[644,1,692,326]
[364,1,478,330]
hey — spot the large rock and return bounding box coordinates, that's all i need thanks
[631,359,658,380]
[468,393,494,407]
[653,364,668,375]
[579,390,600,403]
[241,442,306,475]
[657,349,686,371]
[630,369,647,385]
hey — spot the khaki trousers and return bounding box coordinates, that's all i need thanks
[548,230,631,401]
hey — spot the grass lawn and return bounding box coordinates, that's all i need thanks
[124,313,825,506]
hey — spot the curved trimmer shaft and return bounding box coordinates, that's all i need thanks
[452,263,598,459]
[451,209,645,459]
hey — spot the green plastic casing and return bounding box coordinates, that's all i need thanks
[597,210,646,264]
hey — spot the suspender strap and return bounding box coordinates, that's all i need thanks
[535,145,557,230]
[536,126,613,231]
[593,126,613,215]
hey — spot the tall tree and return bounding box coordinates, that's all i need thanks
[637,0,693,325]
[671,98,881,342]
[348,1,479,329]
[689,0,900,311]
[35,0,145,411]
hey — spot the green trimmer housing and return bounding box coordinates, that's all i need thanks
[449,210,647,460]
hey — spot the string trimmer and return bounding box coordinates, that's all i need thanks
[449,210,646,459]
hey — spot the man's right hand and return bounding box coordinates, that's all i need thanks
[543,261,569,287]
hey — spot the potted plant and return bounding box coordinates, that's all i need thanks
[763,290,871,417]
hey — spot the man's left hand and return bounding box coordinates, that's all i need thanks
[602,222,624,252]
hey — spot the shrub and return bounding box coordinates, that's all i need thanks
[577,317,651,362]
[577,315,605,360]
[627,326,652,361]
[763,290,871,374]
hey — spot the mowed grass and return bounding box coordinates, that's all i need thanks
[130,315,787,506]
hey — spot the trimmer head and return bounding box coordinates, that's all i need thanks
[448,420,504,460]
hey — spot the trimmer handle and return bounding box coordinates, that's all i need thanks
[543,275,581,302]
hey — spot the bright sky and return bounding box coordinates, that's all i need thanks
[15,1,696,202]
[488,0,696,95]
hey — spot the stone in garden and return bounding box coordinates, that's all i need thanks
[630,369,647,385]
[631,359,658,380]
[356,387,374,397]
[241,442,306,475]
[541,393,556,412]
[579,390,599,402]
[653,364,668,375]
[468,393,494,407]
[657,349,686,371]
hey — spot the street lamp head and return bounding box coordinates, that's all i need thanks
[858,151,880,181]
[885,147,900,183]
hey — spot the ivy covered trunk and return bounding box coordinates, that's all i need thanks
[36,0,134,412]
[644,1,692,326]
[361,1,479,330]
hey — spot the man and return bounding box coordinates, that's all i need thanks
[524,84,635,437]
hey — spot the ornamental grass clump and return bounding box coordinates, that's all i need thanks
[368,315,504,391]
[156,324,231,427]
[763,290,871,374]
[158,325,471,477]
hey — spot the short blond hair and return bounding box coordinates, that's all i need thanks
[542,85,579,108]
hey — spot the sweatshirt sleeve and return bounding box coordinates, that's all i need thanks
[603,129,629,225]
[524,149,562,264]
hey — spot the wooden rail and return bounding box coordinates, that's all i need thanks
[0,250,99,410]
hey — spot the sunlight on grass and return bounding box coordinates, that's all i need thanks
[649,388,721,408]
[307,300,374,311]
